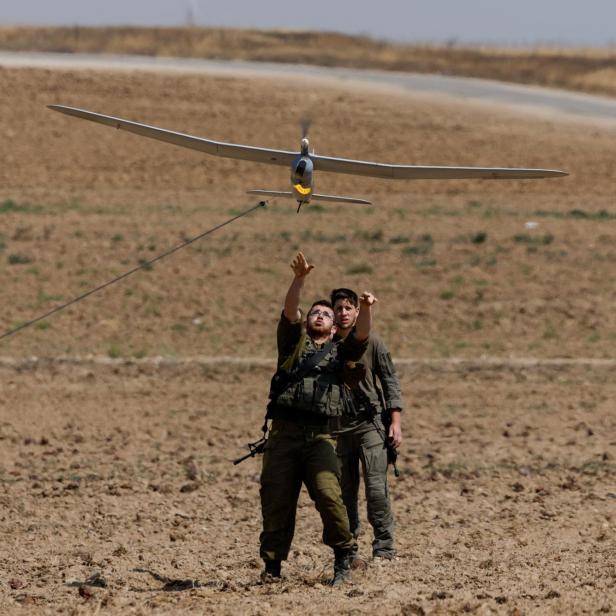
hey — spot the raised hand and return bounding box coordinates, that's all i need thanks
[290,252,315,279]
[359,291,378,306]
[354,292,377,341]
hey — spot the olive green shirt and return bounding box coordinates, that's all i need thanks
[334,333,404,436]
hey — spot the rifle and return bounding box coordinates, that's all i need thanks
[233,434,267,465]
[382,412,400,478]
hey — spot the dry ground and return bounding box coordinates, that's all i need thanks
[0,67,615,359]
[0,64,614,614]
[0,362,614,614]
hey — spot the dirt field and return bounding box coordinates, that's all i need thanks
[1,362,614,615]
[0,63,615,614]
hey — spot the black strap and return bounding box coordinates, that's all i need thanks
[268,340,335,405]
[291,340,335,382]
[350,384,378,417]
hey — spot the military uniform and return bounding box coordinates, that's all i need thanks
[334,333,403,559]
[259,313,367,563]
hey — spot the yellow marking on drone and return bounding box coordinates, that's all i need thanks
[293,183,312,196]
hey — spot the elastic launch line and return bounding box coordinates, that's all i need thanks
[0,201,267,342]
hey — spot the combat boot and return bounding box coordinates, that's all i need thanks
[330,548,352,587]
[261,559,281,582]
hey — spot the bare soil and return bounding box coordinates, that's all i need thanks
[0,65,614,614]
[1,362,614,614]
[0,67,615,359]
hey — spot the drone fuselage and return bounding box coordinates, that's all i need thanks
[291,153,314,204]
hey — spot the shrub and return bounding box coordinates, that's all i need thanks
[8,253,32,265]
[346,263,373,275]
[513,233,553,245]
[389,235,411,244]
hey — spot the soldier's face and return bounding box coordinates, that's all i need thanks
[306,305,335,337]
[334,299,359,330]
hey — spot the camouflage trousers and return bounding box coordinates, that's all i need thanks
[259,419,355,562]
[336,422,395,558]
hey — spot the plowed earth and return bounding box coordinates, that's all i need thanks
[0,65,614,614]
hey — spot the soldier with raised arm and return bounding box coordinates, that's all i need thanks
[260,253,377,586]
[330,287,403,562]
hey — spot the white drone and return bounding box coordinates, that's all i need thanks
[49,105,567,211]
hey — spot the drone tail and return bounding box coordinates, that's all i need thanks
[311,192,371,205]
[247,190,295,199]
[247,189,371,206]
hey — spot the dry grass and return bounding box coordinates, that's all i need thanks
[2,26,616,97]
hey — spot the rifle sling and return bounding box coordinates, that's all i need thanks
[291,340,335,381]
[272,340,335,398]
[283,341,334,391]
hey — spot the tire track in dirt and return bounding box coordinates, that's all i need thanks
[1,355,615,369]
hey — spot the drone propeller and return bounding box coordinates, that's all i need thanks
[300,116,313,155]
[301,116,312,140]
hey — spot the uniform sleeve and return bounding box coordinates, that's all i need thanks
[339,330,369,362]
[276,311,303,365]
[372,336,404,411]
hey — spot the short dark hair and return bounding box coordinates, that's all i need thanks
[309,299,334,314]
[330,288,358,308]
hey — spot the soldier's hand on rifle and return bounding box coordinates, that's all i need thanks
[291,252,314,279]
[389,409,402,449]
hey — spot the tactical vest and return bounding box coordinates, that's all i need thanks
[269,336,345,419]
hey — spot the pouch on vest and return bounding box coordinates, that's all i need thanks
[266,342,336,417]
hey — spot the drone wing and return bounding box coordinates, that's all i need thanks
[49,105,567,180]
[312,154,567,180]
[48,105,298,167]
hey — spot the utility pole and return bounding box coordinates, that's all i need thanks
[186,0,197,27]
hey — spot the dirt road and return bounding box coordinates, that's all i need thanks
[2,51,616,126]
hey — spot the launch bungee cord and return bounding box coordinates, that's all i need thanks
[0,200,267,342]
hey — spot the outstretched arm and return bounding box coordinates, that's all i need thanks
[354,292,377,341]
[283,252,314,322]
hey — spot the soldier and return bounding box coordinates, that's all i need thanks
[330,287,403,562]
[260,253,377,586]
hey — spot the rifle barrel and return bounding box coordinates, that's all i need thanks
[233,451,254,465]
